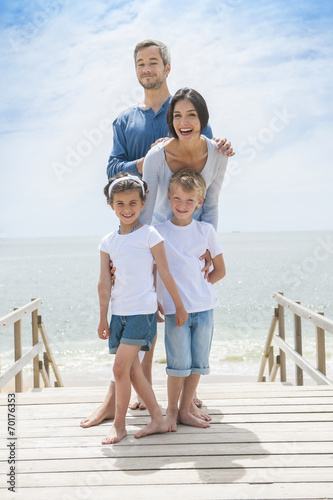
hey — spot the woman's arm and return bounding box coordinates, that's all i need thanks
[151,242,188,327]
[97,251,112,339]
[201,154,228,230]
[140,147,161,225]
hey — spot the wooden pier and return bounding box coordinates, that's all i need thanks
[1,381,333,500]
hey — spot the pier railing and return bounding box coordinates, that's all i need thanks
[258,292,333,385]
[0,298,64,392]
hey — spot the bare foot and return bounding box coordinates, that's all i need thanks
[178,410,211,428]
[135,417,170,439]
[80,403,115,428]
[190,402,212,421]
[102,424,127,444]
[165,408,178,432]
[193,393,203,407]
[129,394,146,410]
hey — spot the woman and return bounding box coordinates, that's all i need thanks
[140,87,228,230]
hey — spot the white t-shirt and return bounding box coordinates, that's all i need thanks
[98,225,164,315]
[155,219,223,315]
[141,137,228,230]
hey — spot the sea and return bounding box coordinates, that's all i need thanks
[1,231,333,386]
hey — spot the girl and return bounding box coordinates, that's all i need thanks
[97,173,188,444]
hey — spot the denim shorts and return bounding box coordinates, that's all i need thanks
[164,309,214,377]
[109,313,157,354]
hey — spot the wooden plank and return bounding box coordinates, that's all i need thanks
[293,307,303,385]
[14,313,23,392]
[1,382,332,500]
[32,307,40,389]
[38,318,64,387]
[10,421,333,439]
[9,401,333,415]
[0,342,43,389]
[257,310,278,381]
[9,453,333,473]
[316,311,326,375]
[6,467,333,487]
[2,483,333,500]
[278,300,286,382]
[274,335,333,385]
[0,298,42,332]
[1,436,332,454]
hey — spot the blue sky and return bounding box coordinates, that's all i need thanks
[0,0,332,237]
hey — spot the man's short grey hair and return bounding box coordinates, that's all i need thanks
[134,39,171,67]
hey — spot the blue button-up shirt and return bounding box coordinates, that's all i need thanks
[106,96,213,179]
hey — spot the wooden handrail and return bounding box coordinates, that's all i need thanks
[0,343,43,389]
[0,299,63,392]
[258,292,333,386]
[0,298,42,332]
[273,292,333,333]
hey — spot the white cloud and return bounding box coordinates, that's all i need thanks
[0,0,332,236]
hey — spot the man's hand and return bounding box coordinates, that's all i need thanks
[136,157,145,175]
[213,137,235,157]
[150,137,168,149]
[199,249,212,280]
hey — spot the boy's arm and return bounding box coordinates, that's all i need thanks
[151,242,188,327]
[207,253,226,285]
[98,251,112,339]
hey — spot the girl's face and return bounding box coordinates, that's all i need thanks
[111,190,144,228]
[172,99,201,141]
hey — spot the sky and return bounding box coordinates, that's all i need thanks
[0,0,332,237]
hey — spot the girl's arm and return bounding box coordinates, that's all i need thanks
[151,242,188,327]
[97,251,112,339]
[207,253,226,285]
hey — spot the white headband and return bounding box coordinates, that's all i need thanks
[108,175,145,198]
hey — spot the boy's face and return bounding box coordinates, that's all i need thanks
[168,185,204,225]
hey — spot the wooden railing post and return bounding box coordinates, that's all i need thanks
[278,293,286,382]
[294,302,303,386]
[257,308,278,382]
[316,312,326,376]
[14,308,23,393]
[31,299,40,389]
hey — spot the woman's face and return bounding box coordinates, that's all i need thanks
[172,99,201,141]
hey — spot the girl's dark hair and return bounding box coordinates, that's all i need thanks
[166,87,209,139]
[104,173,149,204]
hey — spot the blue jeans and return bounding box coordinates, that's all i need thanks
[109,313,157,354]
[164,309,214,377]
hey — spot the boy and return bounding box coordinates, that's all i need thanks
[155,169,226,431]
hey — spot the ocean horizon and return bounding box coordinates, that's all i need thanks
[1,230,332,386]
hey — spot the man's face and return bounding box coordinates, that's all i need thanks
[135,45,170,90]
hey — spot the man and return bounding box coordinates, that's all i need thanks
[80,40,233,428]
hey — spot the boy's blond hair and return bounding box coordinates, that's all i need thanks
[168,168,206,200]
